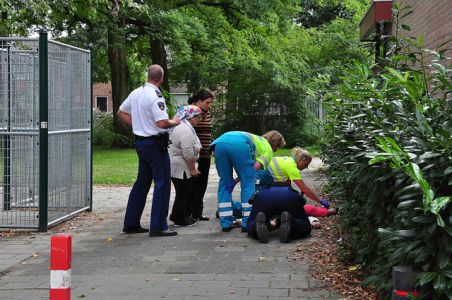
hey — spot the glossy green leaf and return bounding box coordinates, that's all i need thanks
[387,68,406,82]
[411,214,435,223]
[419,152,442,160]
[444,167,452,176]
[401,24,411,31]
[396,183,420,195]
[444,225,452,237]
[437,252,450,269]
[394,229,416,237]
[430,197,451,215]
[433,274,446,290]
[418,272,438,286]
[368,155,391,165]
[350,113,367,119]
[378,228,393,236]
[417,35,424,47]
[406,163,422,181]
[398,200,418,209]
[437,215,445,227]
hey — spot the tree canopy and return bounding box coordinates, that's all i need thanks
[1,0,370,145]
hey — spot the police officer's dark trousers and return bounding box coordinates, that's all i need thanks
[247,187,311,240]
[124,138,171,231]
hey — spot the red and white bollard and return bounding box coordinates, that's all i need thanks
[50,235,72,300]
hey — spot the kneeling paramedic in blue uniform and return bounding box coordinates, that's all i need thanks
[210,131,285,232]
[246,186,311,243]
[118,64,181,237]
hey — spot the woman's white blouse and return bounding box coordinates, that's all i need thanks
[168,120,202,179]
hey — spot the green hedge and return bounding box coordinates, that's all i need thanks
[322,39,451,298]
[93,111,132,147]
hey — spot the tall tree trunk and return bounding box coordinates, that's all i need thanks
[108,18,130,140]
[150,38,170,92]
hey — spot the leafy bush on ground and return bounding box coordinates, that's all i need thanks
[93,111,132,147]
[321,38,451,298]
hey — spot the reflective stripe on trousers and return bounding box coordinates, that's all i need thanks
[214,139,255,229]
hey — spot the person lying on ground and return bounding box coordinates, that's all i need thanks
[304,204,338,217]
[221,199,338,220]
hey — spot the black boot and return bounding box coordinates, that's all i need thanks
[255,212,269,243]
[279,211,292,243]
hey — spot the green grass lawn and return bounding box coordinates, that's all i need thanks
[274,145,320,157]
[93,145,320,185]
[93,148,138,185]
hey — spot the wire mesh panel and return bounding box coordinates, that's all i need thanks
[46,41,91,226]
[0,39,40,228]
[0,36,91,230]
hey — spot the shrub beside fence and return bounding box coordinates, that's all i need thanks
[322,38,451,298]
[93,111,132,147]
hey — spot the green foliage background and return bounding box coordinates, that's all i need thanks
[321,28,452,299]
[7,1,450,298]
[0,0,369,147]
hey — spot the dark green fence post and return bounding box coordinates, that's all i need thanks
[38,30,49,232]
[88,43,93,212]
[3,43,11,211]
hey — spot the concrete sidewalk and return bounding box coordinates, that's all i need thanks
[0,158,341,299]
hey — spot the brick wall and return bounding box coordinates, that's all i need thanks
[396,0,451,53]
[92,83,189,113]
[92,83,113,112]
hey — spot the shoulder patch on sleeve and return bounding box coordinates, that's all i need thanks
[158,102,165,110]
[155,89,163,98]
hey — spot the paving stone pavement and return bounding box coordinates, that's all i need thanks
[0,158,342,299]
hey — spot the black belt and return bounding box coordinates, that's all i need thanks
[134,135,158,141]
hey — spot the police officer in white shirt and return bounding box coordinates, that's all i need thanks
[118,64,181,237]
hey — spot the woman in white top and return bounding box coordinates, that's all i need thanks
[169,105,203,226]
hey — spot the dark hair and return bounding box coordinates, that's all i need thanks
[187,90,214,104]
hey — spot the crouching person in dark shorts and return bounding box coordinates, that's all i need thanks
[246,186,311,243]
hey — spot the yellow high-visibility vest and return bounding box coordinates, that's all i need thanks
[267,156,302,182]
[248,134,273,169]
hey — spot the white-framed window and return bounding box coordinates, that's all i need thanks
[96,96,108,112]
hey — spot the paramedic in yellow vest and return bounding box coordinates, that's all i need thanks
[255,147,331,210]
[210,131,285,232]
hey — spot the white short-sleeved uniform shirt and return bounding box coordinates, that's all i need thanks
[119,83,169,136]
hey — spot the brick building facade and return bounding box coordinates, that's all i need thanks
[360,0,451,56]
[396,0,451,52]
[92,83,189,113]
[92,83,113,113]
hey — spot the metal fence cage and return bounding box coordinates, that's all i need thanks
[0,34,92,231]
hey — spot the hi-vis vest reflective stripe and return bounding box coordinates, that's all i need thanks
[248,134,272,169]
[267,156,301,182]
